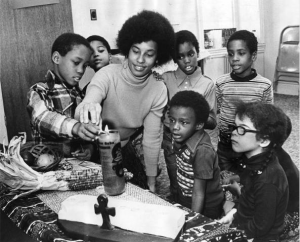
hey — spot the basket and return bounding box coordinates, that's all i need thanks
[20,142,64,172]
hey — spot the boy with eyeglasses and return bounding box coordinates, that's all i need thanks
[218,101,289,242]
[216,30,273,171]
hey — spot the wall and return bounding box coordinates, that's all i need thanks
[71,0,200,48]
[263,0,299,82]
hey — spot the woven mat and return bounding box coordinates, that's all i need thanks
[38,183,174,214]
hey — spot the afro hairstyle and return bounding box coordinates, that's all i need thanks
[227,30,258,54]
[87,35,111,53]
[169,90,209,124]
[175,30,199,58]
[235,101,288,148]
[51,33,92,57]
[116,10,175,66]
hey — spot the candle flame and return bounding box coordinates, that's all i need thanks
[98,125,109,135]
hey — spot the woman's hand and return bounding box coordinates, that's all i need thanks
[76,102,102,125]
[72,122,100,141]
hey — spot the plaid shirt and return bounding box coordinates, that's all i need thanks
[27,70,83,143]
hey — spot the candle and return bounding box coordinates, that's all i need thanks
[98,126,125,196]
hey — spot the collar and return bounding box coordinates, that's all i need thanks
[45,70,81,93]
[174,66,202,88]
[230,68,257,82]
[239,150,274,175]
[174,130,209,153]
[122,59,151,87]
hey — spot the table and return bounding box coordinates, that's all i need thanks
[0,160,247,242]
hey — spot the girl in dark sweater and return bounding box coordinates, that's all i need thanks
[219,101,289,242]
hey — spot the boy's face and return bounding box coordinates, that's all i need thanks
[231,115,264,158]
[176,42,198,75]
[52,44,92,87]
[169,106,201,144]
[89,40,111,72]
[227,40,257,78]
[128,41,157,77]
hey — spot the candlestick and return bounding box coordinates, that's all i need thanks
[98,128,125,196]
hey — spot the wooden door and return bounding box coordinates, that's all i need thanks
[0,0,73,141]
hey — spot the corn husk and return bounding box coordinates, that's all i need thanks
[0,133,103,200]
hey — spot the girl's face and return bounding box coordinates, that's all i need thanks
[89,40,111,72]
[54,44,91,87]
[169,106,200,144]
[231,115,264,158]
[227,40,256,78]
[176,42,198,75]
[128,41,157,77]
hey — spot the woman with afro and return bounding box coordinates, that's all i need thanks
[75,10,175,192]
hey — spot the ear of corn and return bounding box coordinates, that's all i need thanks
[0,134,103,199]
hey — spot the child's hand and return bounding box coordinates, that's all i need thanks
[218,208,236,225]
[222,181,241,197]
[71,143,94,161]
[72,122,100,141]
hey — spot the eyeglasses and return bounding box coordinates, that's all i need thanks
[229,125,260,136]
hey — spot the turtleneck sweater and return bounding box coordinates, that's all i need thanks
[76,61,168,176]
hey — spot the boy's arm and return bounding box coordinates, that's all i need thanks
[215,78,222,114]
[27,88,78,139]
[192,143,216,213]
[203,82,217,130]
[192,178,206,213]
[263,82,274,104]
[27,88,99,141]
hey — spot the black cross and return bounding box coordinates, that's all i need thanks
[94,194,116,230]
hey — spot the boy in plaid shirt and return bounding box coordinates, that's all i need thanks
[27,33,100,160]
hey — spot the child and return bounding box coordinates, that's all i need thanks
[162,30,217,199]
[216,30,273,171]
[87,35,111,73]
[275,115,299,240]
[219,101,289,242]
[27,33,99,160]
[75,10,175,192]
[82,35,112,95]
[168,90,224,219]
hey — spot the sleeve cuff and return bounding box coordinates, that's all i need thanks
[68,120,79,137]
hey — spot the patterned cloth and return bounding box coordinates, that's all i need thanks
[0,158,246,242]
[0,181,248,242]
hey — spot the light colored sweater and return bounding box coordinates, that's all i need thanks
[76,61,168,176]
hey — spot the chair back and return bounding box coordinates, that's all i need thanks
[276,25,299,74]
[281,26,299,43]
